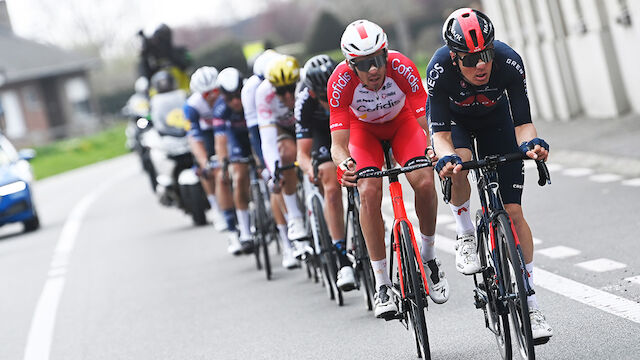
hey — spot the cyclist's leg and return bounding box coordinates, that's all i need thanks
[228,126,253,245]
[277,128,305,241]
[214,131,237,233]
[192,131,225,229]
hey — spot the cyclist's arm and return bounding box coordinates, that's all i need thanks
[259,124,281,174]
[330,129,351,165]
[296,138,313,178]
[514,123,538,146]
[183,104,208,169]
[189,137,210,169]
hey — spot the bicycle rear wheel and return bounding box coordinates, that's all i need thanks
[475,210,511,359]
[495,213,534,360]
[252,182,272,280]
[312,197,343,305]
[399,221,431,359]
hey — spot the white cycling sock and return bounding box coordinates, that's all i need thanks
[371,258,392,289]
[236,209,251,239]
[449,200,474,236]
[420,233,436,263]
[207,195,221,213]
[283,192,302,220]
[526,262,538,310]
[277,224,292,250]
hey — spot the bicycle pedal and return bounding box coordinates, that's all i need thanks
[382,312,402,321]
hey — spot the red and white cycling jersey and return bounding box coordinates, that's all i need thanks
[328,51,427,132]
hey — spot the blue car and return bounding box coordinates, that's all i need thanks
[0,135,39,232]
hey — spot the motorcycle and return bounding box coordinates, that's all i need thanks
[141,86,210,226]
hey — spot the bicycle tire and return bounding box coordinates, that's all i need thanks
[399,221,431,359]
[495,213,535,360]
[475,210,511,359]
[250,199,262,271]
[353,206,374,311]
[312,196,343,306]
[253,182,272,280]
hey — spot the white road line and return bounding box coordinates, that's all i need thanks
[536,245,581,259]
[625,276,640,285]
[393,209,640,325]
[589,174,622,183]
[563,168,594,177]
[436,214,454,225]
[533,237,543,245]
[24,169,135,360]
[545,163,563,172]
[446,223,457,232]
[622,178,640,187]
[575,258,627,272]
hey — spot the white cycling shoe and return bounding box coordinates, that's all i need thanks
[281,248,300,270]
[292,240,313,260]
[374,284,398,318]
[455,233,482,275]
[213,211,228,232]
[336,266,356,292]
[226,232,242,256]
[530,308,553,341]
[287,216,307,241]
[424,258,449,304]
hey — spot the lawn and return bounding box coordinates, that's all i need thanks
[29,121,130,180]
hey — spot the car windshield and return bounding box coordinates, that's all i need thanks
[0,136,19,166]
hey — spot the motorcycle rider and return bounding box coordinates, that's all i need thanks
[139,24,192,93]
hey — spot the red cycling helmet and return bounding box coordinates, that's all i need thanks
[442,8,494,54]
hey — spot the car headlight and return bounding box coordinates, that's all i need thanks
[0,181,27,196]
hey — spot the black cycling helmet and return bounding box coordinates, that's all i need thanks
[152,24,172,46]
[442,8,494,54]
[150,70,175,93]
[303,55,336,95]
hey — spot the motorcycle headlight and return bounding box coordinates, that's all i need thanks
[0,181,27,196]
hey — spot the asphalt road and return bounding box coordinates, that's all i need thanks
[1,153,639,359]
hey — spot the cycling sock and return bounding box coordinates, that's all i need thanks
[525,262,538,309]
[223,209,237,232]
[236,209,251,239]
[420,233,436,263]
[277,224,292,250]
[371,258,392,289]
[332,239,351,267]
[207,195,221,213]
[283,192,303,220]
[449,200,474,235]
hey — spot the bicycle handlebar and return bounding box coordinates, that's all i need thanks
[356,160,433,180]
[441,153,551,203]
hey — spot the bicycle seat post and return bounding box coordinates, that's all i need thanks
[381,141,398,183]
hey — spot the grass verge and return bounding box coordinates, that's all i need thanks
[30,121,130,180]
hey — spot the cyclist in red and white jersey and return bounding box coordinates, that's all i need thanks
[329,20,449,318]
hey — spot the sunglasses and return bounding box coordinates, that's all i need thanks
[275,84,297,95]
[457,48,495,67]
[350,51,387,72]
[223,91,242,101]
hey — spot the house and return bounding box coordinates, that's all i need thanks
[0,1,99,145]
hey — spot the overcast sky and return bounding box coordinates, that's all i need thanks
[6,0,272,55]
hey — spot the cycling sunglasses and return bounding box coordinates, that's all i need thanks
[350,51,387,72]
[457,48,495,67]
[275,84,297,95]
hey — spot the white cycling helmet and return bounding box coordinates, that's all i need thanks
[252,49,279,78]
[340,19,388,61]
[189,66,219,94]
[217,67,243,93]
[134,76,149,94]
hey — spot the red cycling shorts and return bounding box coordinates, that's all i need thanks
[348,108,428,171]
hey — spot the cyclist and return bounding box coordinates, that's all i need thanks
[427,8,552,340]
[184,66,241,254]
[330,20,449,318]
[216,67,254,253]
[241,49,280,168]
[256,54,305,268]
[295,55,356,291]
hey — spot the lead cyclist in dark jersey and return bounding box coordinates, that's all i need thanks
[426,8,552,341]
[295,55,355,291]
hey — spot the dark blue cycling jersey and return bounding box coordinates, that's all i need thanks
[212,97,247,134]
[425,40,532,133]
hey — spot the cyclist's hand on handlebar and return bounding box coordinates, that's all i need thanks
[519,138,549,162]
[336,157,357,187]
[434,154,463,178]
[425,146,439,163]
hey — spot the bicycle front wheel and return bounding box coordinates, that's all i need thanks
[495,213,534,360]
[399,221,431,359]
[352,203,374,310]
[252,182,272,280]
[312,196,343,306]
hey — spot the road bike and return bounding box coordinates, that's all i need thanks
[441,135,551,360]
[345,186,375,311]
[356,141,433,359]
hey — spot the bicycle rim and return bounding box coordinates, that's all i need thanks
[313,197,343,306]
[476,210,511,359]
[353,207,374,310]
[496,214,534,360]
[250,204,262,271]
[399,222,431,359]
[254,184,272,280]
